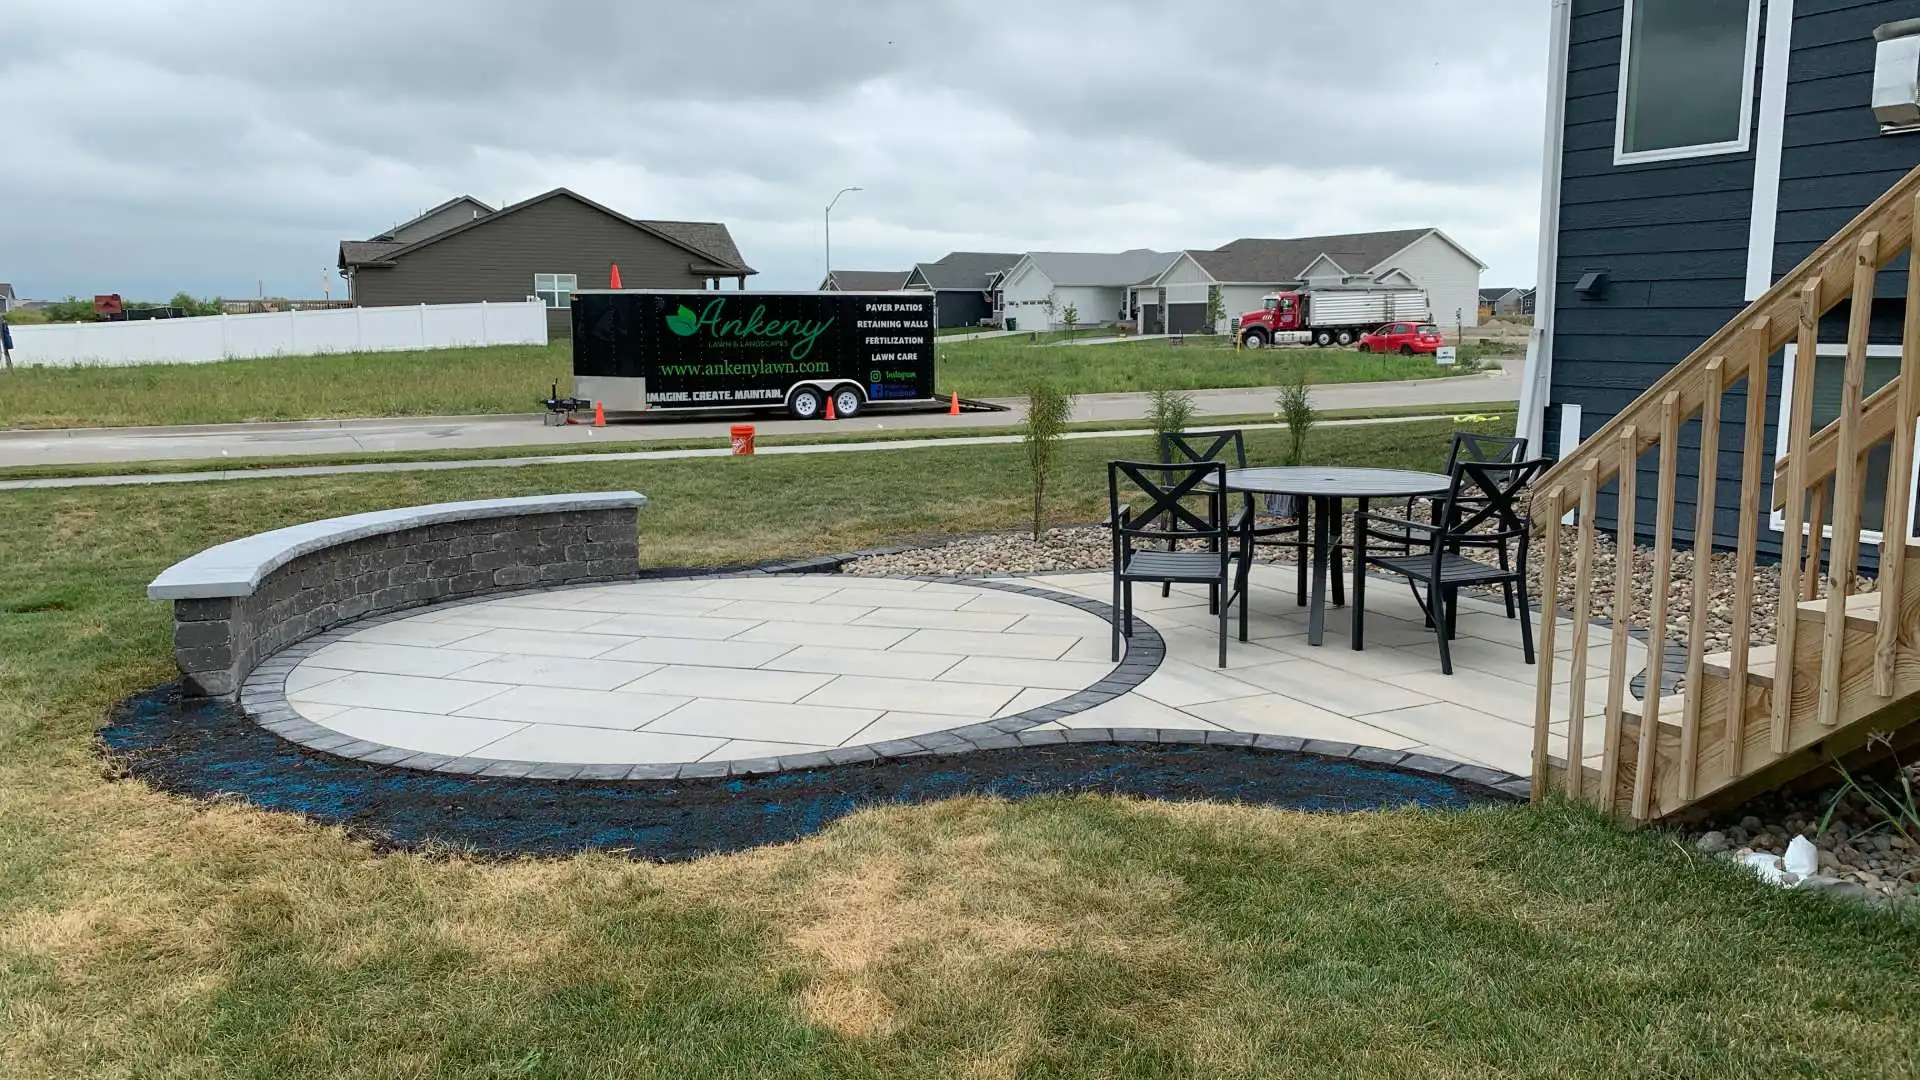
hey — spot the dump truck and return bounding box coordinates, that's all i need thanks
[570,289,937,419]
[1233,286,1431,348]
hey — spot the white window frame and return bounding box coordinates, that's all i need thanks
[1613,0,1763,165]
[533,272,577,310]
[1770,341,1920,546]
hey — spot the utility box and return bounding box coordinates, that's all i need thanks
[1873,18,1920,134]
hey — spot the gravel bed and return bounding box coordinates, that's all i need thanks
[846,516,1880,664]
[1687,768,1920,907]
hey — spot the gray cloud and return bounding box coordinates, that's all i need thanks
[0,0,1547,301]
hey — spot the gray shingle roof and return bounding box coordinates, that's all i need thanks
[1024,249,1178,287]
[370,195,494,241]
[337,189,755,275]
[913,251,1020,291]
[638,219,751,273]
[339,240,408,267]
[1192,229,1433,283]
[825,270,913,291]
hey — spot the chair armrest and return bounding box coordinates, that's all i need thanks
[1354,512,1442,539]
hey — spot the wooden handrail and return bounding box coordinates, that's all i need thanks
[1535,162,1920,517]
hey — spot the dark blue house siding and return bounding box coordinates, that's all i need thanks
[1544,0,1765,553]
[1544,0,1916,565]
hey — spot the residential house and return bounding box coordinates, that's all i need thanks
[1136,229,1487,336]
[1518,0,1920,827]
[997,250,1179,332]
[819,270,912,291]
[1479,286,1530,318]
[901,252,1019,328]
[0,282,16,313]
[1518,0,1918,559]
[337,188,755,336]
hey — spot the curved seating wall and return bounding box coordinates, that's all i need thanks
[147,492,647,697]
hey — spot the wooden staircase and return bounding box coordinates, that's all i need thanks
[1531,164,1920,823]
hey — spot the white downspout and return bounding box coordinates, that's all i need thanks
[1517,0,1574,456]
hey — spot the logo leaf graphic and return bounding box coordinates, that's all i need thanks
[665,305,699,336]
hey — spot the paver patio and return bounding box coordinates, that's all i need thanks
[263,567,1637,778]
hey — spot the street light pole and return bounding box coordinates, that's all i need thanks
[824,186,862,282]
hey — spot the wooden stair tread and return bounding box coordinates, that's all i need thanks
[1704,644,1778,687]
[1620,693,1686,727]
[1793,590,1884,634]
[1702,592,1892,688]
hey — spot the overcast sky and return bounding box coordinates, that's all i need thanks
[0,1,1548,302]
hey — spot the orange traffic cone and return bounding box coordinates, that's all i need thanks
[609,263,623,290]
[948,390,961,416]
[593,400,606,427]
[823,394,836,422]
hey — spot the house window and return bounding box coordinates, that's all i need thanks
[1771,343,1919,545]
[533,273,577,309]
[1614,0,1760,164]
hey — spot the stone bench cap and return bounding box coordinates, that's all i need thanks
[148,491,647,600]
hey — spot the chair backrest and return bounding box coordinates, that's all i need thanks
[1437,457,1550,541]
[1108,460,1227,542]
[1445,432,1527,472]
[1159,429,1248,470]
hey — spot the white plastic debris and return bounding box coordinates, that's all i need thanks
[1739,851,1789,885]
[1784,835,1820,877]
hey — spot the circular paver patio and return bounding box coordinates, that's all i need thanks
[258,575,1157,776]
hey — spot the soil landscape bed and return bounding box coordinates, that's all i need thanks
[102,682,1514,861]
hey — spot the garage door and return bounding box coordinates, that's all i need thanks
[1167,303,1208,334]
[1140,304,1164,334]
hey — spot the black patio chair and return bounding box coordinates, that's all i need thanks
[1351,456,1549,675]
[1159,430,1309,604]
[1109,459,1251,667]
[1333,430,1529,618]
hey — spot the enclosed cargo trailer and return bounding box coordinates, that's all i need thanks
[571,290,936,419]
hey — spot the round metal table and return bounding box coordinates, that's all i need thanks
[1223,467,1452,646]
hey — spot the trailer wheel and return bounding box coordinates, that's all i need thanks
[1241,329,1269,349]
[1335,329,1355,346]
[788,386,825,420]
[1314,330,1333,348]
[831,385,864,419]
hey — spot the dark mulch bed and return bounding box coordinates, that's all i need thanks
[100,684,1517,861]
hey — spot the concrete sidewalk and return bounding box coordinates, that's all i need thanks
[0,359,1520,468]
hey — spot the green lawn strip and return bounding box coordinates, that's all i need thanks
[0,337,1510,430]
[0,404,1519,481]
[937,337,1504,397]
[1,420,1917,1077]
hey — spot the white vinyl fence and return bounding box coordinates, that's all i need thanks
[7,300,548,368]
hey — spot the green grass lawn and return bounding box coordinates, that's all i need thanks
[3,418,1914,1078]
[0,402,1519,482]
[0,337,1494,430]
[938,337,1495,398]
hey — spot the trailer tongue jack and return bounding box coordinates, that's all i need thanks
[540,381,593,425]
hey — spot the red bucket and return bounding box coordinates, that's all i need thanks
[730,424,755,456]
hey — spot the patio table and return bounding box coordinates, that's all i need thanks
[1222,466,1451,647]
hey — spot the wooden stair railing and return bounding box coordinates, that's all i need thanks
[1531,163,1920,821]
